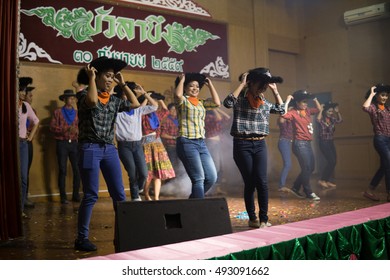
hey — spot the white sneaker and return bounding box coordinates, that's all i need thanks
[308,193,320,201]
[260,222,272,228]
[132,197,142,201]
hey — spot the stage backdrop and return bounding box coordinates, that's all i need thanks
[19,0,230,79]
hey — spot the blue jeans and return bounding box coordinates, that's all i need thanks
[117,140,148,199]
[278,138,292,188]
[372,135,390,192]
[176,137,217,198]
[319,140,337,181]
[292,140,315,196]
[77,143,126,240]
[56,140,80,200]
[19,140,29,211]
[233,139,268,223]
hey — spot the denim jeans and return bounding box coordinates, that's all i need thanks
[56,140,80,200]
[117,140,148,199]
[233,139,268,223]
[372,135,390,192]
[77,143,126,240]
[278,138,292,188]
[292,140,315,196]
[19,141,29,211]
[319,139,337,181]
[176,137,217,198]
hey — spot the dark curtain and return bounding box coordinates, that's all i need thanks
[0,0,22,240]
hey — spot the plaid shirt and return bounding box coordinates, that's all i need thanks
[223,91,285,137]
[316,117,342,140]
[282,108,320,141]
[176,96,218,139]
[77,90,132,144]
[363,104,390,137]
[142,108,169,138]
[49,107,79,141]
[160,115,179,146]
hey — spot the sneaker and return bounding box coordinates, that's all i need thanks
[278,187,291,193]
[260,221,272,228]
[74,239,97,251]
[132,197,142,201]
[248,219,260,228]
[363,191,380,201]
[326,181,337,188]
[22,212,29,219]
[138,188,144,194]
[308,193,320,201]
[318,180,329,188]
[290,188,305,198]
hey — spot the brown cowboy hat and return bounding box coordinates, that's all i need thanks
[59,89,77,101]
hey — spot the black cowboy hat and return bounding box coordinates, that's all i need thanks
[77,56,128,85]
[365,83,390,99]
[323,101,338,111]
[240,67,283,84]
[59,89,77,101]
[292,89,314,102]
[19,77,35,92]
[175,73,207,90]
[148,90,165,100]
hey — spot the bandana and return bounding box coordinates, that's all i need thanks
[298,109,306,117]
[187,96,199,106]
[246,92,264,109]
[125,109,135,116]
[378,104,385,111]
[98,91,110,105]
[61,106,76,125]
[147,112,160,130]
[168,115,179,127]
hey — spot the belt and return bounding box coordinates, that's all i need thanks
[234,136,265,141]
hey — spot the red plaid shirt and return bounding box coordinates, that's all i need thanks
[160,115,179,146]
[363,104,390,137]
[49,107,79,141]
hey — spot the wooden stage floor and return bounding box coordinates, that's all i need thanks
[0,178,388,260]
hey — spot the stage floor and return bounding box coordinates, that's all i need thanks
[0,178,388,260]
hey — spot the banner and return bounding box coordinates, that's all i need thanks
[19,0,230,79]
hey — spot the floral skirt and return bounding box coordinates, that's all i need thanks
[143,138,175,182]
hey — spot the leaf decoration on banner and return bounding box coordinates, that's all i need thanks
[21,6,96,43]
[19,33,62,64]
[162,22,220,54]
[200,56,230,79]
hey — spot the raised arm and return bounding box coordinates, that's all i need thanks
[114,72,140,108]
[268,83,283,105]
[205,77,220,106]
[85,64,99,107]
[363,86,376,108]
[232,72,248,98]
[317,104,324,121]
[175,74,185,101]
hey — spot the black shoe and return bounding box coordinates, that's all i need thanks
[290,188,304,198]
[24,199,35,208]
[74,239,97,251]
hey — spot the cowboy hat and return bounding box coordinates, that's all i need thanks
[175,73,207,90]
[365,83,390,99]
[59,89,77,101]
[323,101,338,111]
[292,90,314,102]
[77,56,128,85]
[19,77,35,92]
[241,68,283,84]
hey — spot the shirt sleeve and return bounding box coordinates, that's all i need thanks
[26,102,39,125]
[223,93,237,108]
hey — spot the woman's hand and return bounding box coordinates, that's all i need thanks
[240,72,248,85]
[114,72,125,86]
[85,64,96,81]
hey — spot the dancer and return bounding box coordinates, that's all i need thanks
[141,91,175,200]
[74,56,139,251]
[174,73,220,198]
[50,89,81,204]
[362,84,390,202]
[283,90,322,201]
[316,101,343,189]
[277,107,293,193]
[114,82,156,201]
[223,68,284,228]
[18,77,39,217]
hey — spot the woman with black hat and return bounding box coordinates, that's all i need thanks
[223,68,284,228]
[362,84,390,202]
[316,101,343,189]
[283,90,322,201]
[174,73,220,198]
[18,77,39,218]
[49,89,81,204]
[74,56,139,251]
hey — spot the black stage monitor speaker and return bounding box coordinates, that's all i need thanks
[115,197,232,252]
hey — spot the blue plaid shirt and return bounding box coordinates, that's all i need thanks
[77,90,132,144]
[223,90,285,137]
